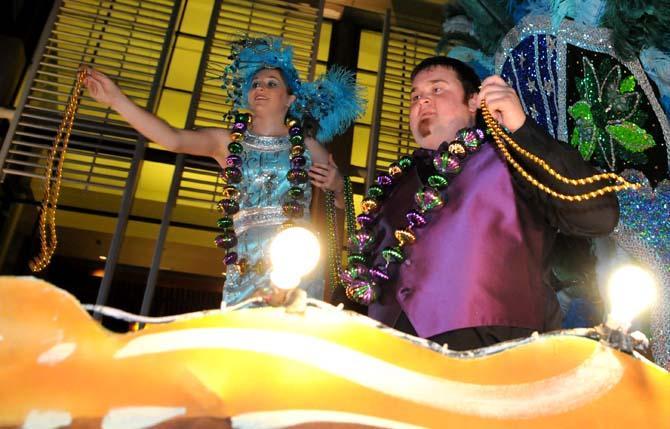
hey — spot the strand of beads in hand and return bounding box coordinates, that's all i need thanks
[480,100,641,200]
[30,67,88,273]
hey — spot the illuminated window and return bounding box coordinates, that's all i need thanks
[349,29,382,203]
[139,5,209,200]
[165,36,205,92]
[180,0,215,37]
[318,21,332,63]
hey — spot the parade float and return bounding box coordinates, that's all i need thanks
[2,0,670,427]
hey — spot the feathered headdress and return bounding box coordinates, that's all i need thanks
[222,36,301,113]
[222,35,366,143]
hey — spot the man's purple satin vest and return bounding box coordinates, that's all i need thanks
[368,144,554,338]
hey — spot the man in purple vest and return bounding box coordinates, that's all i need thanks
[333,56,619,350]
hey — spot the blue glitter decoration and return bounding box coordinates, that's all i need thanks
[614,170,670,371]
[617,170,670,265]
[501,34,560,138]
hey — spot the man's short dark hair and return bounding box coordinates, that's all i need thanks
[411,56,481,102]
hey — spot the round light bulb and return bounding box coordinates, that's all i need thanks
[607,264,656,332]
[269,226,320,282]
[270,269,301,290]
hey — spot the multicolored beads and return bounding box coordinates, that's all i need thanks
[325,176,355,291]
[282,117,308,220]
[216,113,308,276]
[216,113,251,267]
[341,127,486,305]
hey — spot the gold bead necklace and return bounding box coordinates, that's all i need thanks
[481,100,640,201]
[30,67,87,272]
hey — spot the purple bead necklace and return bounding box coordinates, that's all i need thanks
[342,128,486,305]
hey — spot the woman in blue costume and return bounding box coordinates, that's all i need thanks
[84,36,365,306]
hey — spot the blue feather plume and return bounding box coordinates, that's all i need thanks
[550,0,575,29]
[572,0,606,26]
[507,0,550,24]
[296,66,367,144]
[447,46,495,78]
[640,48,670,119]
[504,0,604,27]
[662,96,670,119]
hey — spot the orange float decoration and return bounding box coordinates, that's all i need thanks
[0,276,669,428]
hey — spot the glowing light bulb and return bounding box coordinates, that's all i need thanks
[606,264,656,332]
[270,269,301,290]
[269,226,320,289]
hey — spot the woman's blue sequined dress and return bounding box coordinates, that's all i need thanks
[222,131,324,305]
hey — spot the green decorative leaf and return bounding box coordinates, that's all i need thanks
[570,128,580,149]
[619,75,636,93]
[601,65,622,107]
[571,125,596,161]
[568,101,592,121]
[569,55,652,171]
[605,122,656,152]
[579,57,600,105]
[578,128,597,160]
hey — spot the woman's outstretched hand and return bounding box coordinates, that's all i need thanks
[83,68,125,108]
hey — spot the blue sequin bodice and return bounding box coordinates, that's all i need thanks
[222,131,323,305]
